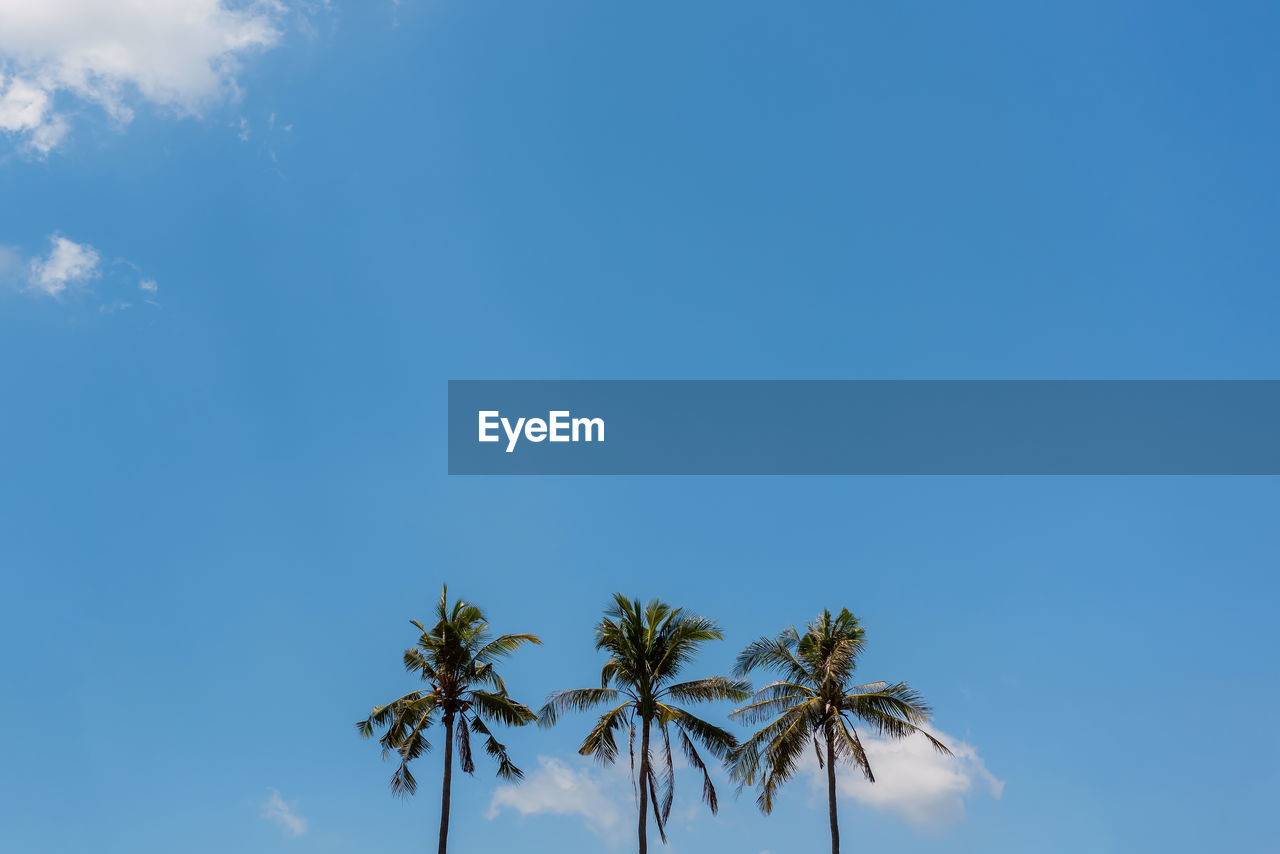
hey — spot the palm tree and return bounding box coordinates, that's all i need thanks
[538,594,751,854]
[730,608,949,854]
[357,585,541,854]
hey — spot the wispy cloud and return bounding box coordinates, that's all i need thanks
[820,726,1003,830]
[487,753,718,847]
[262,788,308,837]
[487,756,630,845]
[0,0,289,154]
[3,233,159,309]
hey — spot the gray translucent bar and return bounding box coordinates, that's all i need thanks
[447,381,1280,474]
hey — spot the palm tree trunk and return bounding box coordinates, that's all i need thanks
[637,716,651,854]
[826,726,840,854]
[439,713,454,854]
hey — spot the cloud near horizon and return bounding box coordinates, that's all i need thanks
[0,0,287,153]
[822,726,1004,829]
[488,728,1001,842]
[487,756,630,845]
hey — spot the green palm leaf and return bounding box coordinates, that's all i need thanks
[356,585,541,854]
[730,607,948,854]
[539,595,748,854]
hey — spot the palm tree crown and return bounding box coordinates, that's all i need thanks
[357,586,541,853]
[730,608,948,854]
[539,594,751,852]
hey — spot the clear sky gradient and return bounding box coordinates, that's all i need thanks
[2,2,1278,852]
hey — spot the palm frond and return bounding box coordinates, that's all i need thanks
[455,713,475,774]
[665,676,752,704]
[656,724,675,824]
[359,586,540,795]
[730,682,815,726]
[677,727,719,813]
[662,705,739,761]
[734,631,809,684]
[579,701,634,764]
[831,717,874,782]
[355,689,433,738]
[731,607,949,816]
[476,633,543,664]
[470,690,537,728]
[538,687,622,727]
[647,759,668,844]
[470,715,525,780]
[841,682,949,754]
[755,704,816,813]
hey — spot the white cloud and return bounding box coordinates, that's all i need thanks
[262,788,307,837]
[821,727,1003,830]
[487,756,629,844]
[491,736,999,842]
[0,76,68,152]
[29,235,99,296]
[0,0,286,152]
[4,233,159,307]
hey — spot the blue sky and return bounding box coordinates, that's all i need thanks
[2,1,1278,852]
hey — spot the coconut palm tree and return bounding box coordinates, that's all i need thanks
[539,594,750,854]
[357,585,541,854]
[730,608,949,854]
